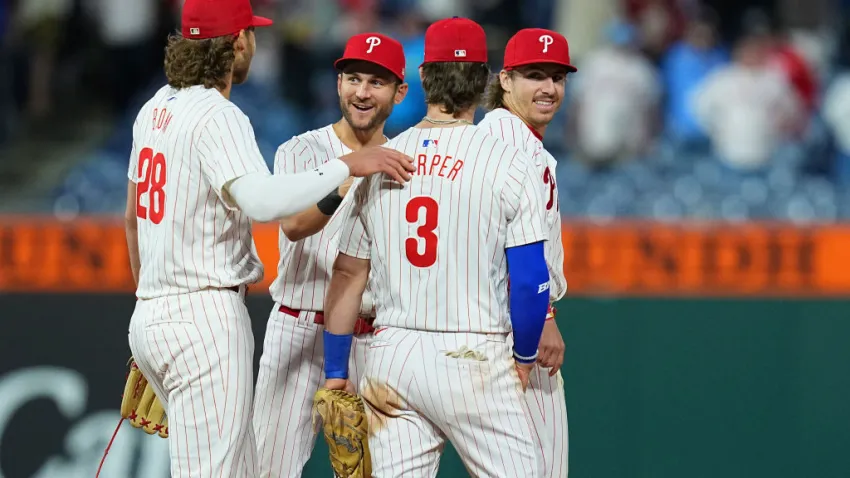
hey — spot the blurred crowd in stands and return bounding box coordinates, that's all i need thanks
[3,0,850,222]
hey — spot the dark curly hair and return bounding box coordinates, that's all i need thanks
[421,62,491,115]
[164,33,236,91]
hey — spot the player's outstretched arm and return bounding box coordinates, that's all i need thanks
[124,180,141,286]
[505,241,550,390]
[279,144,413,239]
[322,253,371,392]
[226,147,414,223]
[340,146,415,182]
[278,176,355,242]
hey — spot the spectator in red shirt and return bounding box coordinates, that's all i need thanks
[740,10,818,114]
[770,33,818,113]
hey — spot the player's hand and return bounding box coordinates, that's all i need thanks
[338,176,355,197]
[537,319,565,376]
[514,361,534,392]
[323,378,357,394]
[340,146,415,183]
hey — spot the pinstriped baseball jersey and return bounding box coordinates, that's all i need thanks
[479,108,567,302]
[268,125,374,314]
[127,85,268,300]
[338,125,547,333]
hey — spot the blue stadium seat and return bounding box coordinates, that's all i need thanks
[50,75,850,220]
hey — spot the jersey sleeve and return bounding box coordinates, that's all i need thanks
[127,115,142,183]
[273,136,312,175]
[196,106,271,209]
[545,207,567,301]
[338,178,372,259]
[503,152,547,248]
[482,115,537,157]
[538,155,567,301]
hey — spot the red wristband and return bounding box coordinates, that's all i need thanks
[546,304,556,321]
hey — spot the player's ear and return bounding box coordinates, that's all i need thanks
[499,70,512,93]
[394,82,408,105]
[337,73,342,95]
[234,30,246,52]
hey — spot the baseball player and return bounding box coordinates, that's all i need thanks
[321,17,551,477]
[122,0,415,475]
[478,28,576,477]
[251,32,408,477]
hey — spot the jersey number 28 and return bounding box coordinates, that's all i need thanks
[405,196,438,268]
[136,147,167,224]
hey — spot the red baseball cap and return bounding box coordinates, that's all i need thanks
[503,28,577,72]
[182,0,273,40]
[422,17,487,65]
[334,33,406,81]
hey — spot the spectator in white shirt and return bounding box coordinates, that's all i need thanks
[823,69,850,182]
[570,20,662,167]
[692,32,803,171]
[87,0,159,112]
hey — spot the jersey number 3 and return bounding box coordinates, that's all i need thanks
[405,196,438,268]
[136,147,167,224]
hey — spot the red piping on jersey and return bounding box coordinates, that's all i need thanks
[501,107,544,141]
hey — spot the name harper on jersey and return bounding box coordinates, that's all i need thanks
[415,154,464,181]
[151,107,173,133]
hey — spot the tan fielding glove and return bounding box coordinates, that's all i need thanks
[313,389,371,478]
[120,358,169,438]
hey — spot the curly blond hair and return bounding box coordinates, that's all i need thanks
[164,33,236,91]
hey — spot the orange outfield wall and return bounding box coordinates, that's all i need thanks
[1,217,849,296]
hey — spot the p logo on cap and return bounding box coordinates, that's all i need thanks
[334,32,406,80]
[539,34,554,53]
[365,36,381,54]
[503,28,577,72]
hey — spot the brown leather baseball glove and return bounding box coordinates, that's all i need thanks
[313,388,371,478]
[120,358,168,438]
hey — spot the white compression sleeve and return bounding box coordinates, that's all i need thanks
[227,159,350,222]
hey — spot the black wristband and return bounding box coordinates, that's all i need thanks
[317,189,344,215]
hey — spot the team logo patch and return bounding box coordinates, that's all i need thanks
[454,50,467,58]
[190,27,200,35]
[366,36,381,54]
[422,139,439,147]
[539,34,554,53]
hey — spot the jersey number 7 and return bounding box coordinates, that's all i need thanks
[136,147,167,224]
[543,166,558,211]
[405,196,438,268]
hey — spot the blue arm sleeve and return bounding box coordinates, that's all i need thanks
[505,241,550,363]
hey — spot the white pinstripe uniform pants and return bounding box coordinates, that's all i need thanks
[360,327,543,478]
[251,303,371,477]
[128,287,258,478]
[526,365,569,477]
